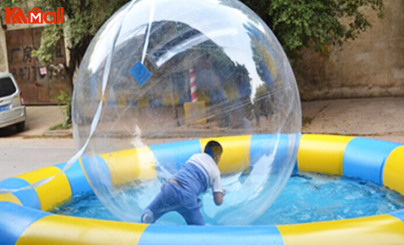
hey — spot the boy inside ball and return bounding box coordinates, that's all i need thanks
[141,140,225,225]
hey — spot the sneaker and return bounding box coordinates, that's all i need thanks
[141,210,153,223]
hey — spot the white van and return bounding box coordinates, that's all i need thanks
[0,72,26,132]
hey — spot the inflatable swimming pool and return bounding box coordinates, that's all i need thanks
[1,134,403,244]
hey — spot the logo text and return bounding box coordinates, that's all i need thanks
[6,7,64,24]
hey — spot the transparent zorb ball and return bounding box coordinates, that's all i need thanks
[73,0,301,225]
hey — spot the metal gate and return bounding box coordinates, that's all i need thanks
[6,27,71,104]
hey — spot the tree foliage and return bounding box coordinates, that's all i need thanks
[241,0,384,61]
[1,0,384,74]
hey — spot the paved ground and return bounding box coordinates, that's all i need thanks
[0,106,75,179]
[0,96,403,180]
[0,105,72,138]
[0,137,75,180]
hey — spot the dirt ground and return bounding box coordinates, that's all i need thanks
[8,96,403,143]
[301,97,404,143]
[2,96,404,142]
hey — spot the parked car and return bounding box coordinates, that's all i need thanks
[0,72,26,132]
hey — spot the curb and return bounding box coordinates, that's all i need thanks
[43,129,73,137]
[20,128,73,138]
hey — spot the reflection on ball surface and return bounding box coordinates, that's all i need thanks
[73,0,301,225]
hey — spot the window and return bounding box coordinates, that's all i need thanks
[0,77,17,97]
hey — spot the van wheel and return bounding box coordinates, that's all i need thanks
[16,121,25,132]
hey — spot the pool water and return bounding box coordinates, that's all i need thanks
[53,172,404,225]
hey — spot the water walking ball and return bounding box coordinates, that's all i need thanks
[72,0,301,225]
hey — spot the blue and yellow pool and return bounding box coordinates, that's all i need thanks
[0,134,403,244]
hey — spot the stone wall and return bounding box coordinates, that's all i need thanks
[295,0,404,101]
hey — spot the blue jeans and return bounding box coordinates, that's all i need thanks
[142,182,204,225]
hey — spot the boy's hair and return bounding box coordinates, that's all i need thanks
[204,140,223,159]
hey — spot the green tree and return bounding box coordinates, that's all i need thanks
[0,0,128,88]
[1,0,384,72]
[241,0,383,61]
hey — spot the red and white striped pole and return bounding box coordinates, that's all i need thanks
[189,69,198,102]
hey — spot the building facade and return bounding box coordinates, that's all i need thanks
[0,4,71,104]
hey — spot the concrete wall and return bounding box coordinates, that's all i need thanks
[0,28,8,72]
[295,0,404,101]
